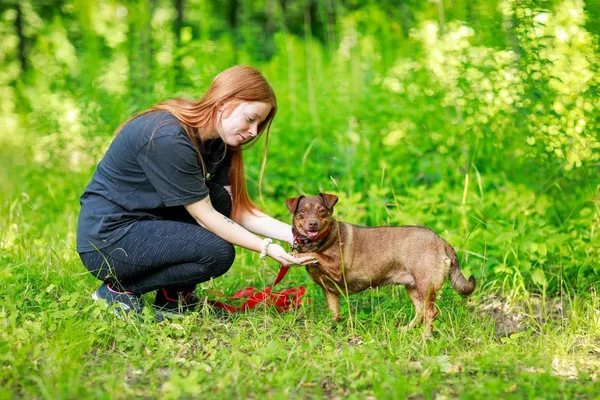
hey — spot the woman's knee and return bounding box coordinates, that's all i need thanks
[209,240,235,278]
[80,251,112,281]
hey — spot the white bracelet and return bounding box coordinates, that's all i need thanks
[259,238,273,260]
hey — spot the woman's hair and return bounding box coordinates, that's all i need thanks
[116,65,277,221]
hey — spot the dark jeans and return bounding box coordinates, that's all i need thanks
[79,183,235,295]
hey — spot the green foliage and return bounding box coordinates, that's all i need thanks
[0,0,599,397]
[504,0,600,169]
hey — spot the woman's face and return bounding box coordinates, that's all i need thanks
[217,101,272,147]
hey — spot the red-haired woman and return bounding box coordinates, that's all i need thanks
[77,65,313,318]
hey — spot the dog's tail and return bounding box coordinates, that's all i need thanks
[445,243,476,296]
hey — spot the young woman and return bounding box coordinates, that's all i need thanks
[77,65,313,318]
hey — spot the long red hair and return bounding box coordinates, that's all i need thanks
[116,65,277,221]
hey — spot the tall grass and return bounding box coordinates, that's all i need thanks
[1,0,599,397]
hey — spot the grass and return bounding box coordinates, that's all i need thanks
[2,262,599,399]
[1,3,598,394]
[1,148,599,399]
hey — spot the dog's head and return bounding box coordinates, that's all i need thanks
[285,193,338,241]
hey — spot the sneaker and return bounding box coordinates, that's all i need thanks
[153,288,200,320]
[92,282,144,315]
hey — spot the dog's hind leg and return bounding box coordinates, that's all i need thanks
[324,290,341,322]
[422,287,438,338]
[407,284,438,338]
[406,288,424,329]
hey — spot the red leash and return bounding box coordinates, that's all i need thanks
[207,266,308,312]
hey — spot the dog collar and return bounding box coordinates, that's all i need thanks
[292,225,331,249]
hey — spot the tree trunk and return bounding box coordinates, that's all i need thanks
[324,0,337,52]
[174,0,184,87]
[128,0,155,107]
[15,2,27,72]
[228,0,239,62]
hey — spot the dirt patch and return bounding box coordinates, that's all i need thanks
[475,293,569,337]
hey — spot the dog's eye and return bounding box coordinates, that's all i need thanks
[299,209,307,216]
[318,208,326,215]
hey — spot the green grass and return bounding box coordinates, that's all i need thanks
[1,1,599,396]
[2,259,599,399]
[1,148,599,399]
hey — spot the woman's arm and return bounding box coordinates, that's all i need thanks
[222,185,293,244]
[237,210,294,245]
[184,196,304,265]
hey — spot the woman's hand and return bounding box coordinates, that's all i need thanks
[267,244,316,266]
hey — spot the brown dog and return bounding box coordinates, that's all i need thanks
[286,193,476,337]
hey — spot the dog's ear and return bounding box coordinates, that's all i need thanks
[319,193,339,210]
[285,196,303,214]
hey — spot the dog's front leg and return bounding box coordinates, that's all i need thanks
[324,290,341,322]
[295,252,343,281]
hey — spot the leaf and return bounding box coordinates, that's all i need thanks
[538,243,548,257]
[495,231,519,243]
[531,269,547,286]
[432,355,463,374]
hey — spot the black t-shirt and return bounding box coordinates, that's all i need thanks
[76,110,231,253]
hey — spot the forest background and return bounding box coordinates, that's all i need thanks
[1,0,599,398]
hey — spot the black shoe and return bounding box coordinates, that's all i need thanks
[153,288,200,320]
[92,283,144,315]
